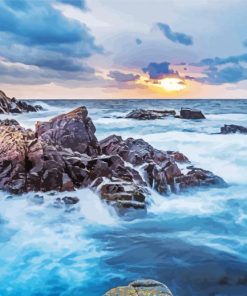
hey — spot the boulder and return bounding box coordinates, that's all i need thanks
[104,279,173,296]
[126,109,176,120]
[220,124,247,134]
[0,119,19,126]
[0,90,42,113]
[179,108,206,119]
[35,106,100,156]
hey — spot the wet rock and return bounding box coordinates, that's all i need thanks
[0,119,19,126]
[99,181,148,213]
[126,109,176,120]
[62,196,80,205]
[0,105,227,212]
[0,90,43,113]
[179,108,206,119]
[104,279,173,296]
[29,194,44,205]
[220,124,247,134]
[100,135,171,166]
[35,106,100,156]
[176,168,227,190]
[100,134,226,195]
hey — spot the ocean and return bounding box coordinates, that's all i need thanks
[0,99,247,296]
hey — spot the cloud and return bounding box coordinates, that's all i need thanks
[108,71,140,82]
[189,52,247,84]
[142,62,175,79]
[157,23,193,46]
[193,54,247,67]
[56,0,86,9]
[0,0,102,85]
[198,64,247,84]
[135,38,142,45]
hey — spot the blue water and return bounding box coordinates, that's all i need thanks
[0,99,247,296]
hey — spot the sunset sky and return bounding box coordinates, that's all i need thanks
[1,0,247,99]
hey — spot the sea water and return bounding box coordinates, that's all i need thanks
[0,99,247,296]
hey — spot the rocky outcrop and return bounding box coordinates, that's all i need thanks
[179,108,206,119]
[220,124,247,134]
[99,135,226,195]
[0,90,42,113]
[126,109,176,120]
[0,106,226,211]
[35,107,100,156]
[104,279,173,296]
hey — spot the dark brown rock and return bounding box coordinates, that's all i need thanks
[126,109,176,120]
[0,90,42,113]
[220,124,247,134]
[0,119,19,126]
[180,108,206,119]
[35,106,100,156]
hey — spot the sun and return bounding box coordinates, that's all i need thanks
[160,78,186,91]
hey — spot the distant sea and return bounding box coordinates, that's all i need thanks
[0,99,247,296]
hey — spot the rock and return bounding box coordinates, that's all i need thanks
[35,106,100,156]
[104,279,173,296]
[0,105,227,212]
[220,124,247,134]
[176,167,227,190]
[100,135,172,166]
[100,134,226,195]
[179,108,206,119]
[0,119,19,126]
[0,90,43,113]
[126,109,176,120]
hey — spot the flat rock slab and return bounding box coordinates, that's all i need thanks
[104,279,173,296]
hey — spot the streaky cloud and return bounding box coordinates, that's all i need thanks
[108,71,140,82]
[157,22,193,46]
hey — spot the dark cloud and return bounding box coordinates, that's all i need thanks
[142,62,175,79]
[108,71,140,82]
[135,38,142,45]
[0,0,102,85]
[157,23,193,46]
[198,64,247,84]
[189,52,247,84]
[56,0,86,9]
[193,54,247,67]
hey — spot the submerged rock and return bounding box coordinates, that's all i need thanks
[126,109,176,120]
[220,124,247,134]
[104,279,173,296]
[179,108,206,119]
[0,90,43,113]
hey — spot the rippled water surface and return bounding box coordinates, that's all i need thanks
[0,99,247,296]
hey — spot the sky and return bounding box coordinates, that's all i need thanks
[1,0,247,99]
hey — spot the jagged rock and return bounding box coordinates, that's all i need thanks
[100,135,226,195]
[35,106,100,156]
[0,90,42,113]
[220,124,247,134]
[176,167,227,190]
[0,106,227,212]
[100,135,178,166]
[104,279,173,296]
[179,108,206,119]
[0,119,19,126]
[126,109,176,120]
